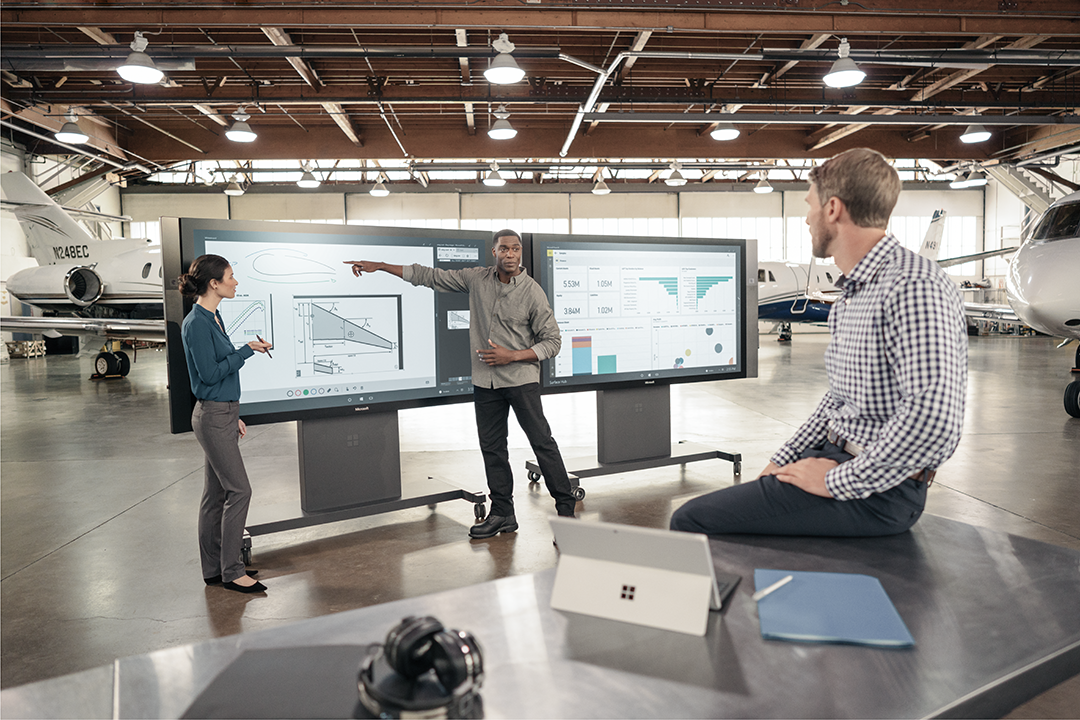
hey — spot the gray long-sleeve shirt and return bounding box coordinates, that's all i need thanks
[402,264,562,389]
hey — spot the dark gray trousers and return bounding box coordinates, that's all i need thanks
[669,441,928,537]
[191,400,251,582]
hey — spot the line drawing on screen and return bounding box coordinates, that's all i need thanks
[294,295,403,376]
[219,298,268,346]
[243,248,339,284]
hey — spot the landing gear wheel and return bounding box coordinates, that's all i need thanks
[473,503,487,522]
[114,350,131,376]
[528,470,541,483]
[94,352,118,376]
[1065,380,1080,419]
[572,487,586,501]
[241,535,253,566]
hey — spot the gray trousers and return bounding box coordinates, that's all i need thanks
[191,400,251,582]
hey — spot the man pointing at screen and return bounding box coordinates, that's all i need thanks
[345,229,577,538]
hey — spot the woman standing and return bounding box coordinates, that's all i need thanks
[179,254,272,594]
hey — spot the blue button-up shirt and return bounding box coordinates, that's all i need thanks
[181,303,254,402]
[771,234,968,500]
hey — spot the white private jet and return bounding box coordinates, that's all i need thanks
[1005,191,1080,417]
[1,171,165,376]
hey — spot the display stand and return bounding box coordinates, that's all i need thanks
[243,410,486,562]
[525,384,741,500]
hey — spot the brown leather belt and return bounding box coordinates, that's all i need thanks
[826,428,935,484]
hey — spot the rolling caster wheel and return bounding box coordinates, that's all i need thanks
[528,471,541,483]
[734,461,742,476]
[474,503,487,522]
[572,487,586,501]
[241,535,252,566]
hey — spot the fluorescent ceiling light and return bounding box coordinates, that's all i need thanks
[592,178,611,195]
[484,34,525,85]
[960,124,991,143]
[754,177,773,194]
[369,180,390,197]
[823,39,865,88]
[710,122,740,141]
[54,118,88,144]
[117,32,164,85]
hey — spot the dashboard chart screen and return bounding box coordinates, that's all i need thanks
[534,235,747,391]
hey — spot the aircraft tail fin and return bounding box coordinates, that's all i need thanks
[917,209,947,262]
[0,171,99,266]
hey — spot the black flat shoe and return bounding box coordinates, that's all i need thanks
[222,579,267,594]
[204,569,259,586]
[469,514,518,539]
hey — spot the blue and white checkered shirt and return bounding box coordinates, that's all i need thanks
[771,234,968,500]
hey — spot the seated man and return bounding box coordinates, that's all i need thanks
[671,148,967,537]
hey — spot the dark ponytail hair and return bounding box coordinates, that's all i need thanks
[178,254,230,299]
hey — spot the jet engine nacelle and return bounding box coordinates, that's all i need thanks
[6,263,106,311]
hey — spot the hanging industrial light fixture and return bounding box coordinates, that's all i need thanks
[488,105,518,140]
[483,33,526,85]
[297,164,321,189]
[117,31,165,85]
[754,175,774,194]
[664,162,687,187]
[592,177,611,195]
[483,162,507,187]
[965,170,988,187]
[370,175,390,197]
[226,108,257,143]
[224,175,245,196]
[823,38,865,88]
[960,124,991,144]
[710,122,740,142]
[710,107,740,141]
[54,114,89,144]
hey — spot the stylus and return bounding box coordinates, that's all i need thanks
[256,335,272,359]
[752,574,793,602]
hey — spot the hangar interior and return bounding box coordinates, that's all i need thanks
[2,0,1079,716]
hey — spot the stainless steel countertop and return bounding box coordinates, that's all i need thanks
[4,513,1079,719]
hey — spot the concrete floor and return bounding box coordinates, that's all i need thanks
[2,331,1078,716]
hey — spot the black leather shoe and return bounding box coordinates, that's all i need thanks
[469,514,518,539]
[223,579,267,594]
[204,569,258,586]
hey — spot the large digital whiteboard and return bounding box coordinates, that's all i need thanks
[163,218,490,431]
[533,235,749,392]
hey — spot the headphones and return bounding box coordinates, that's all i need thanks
[357,615,484,719]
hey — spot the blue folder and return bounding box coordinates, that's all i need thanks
[754,569,915,648]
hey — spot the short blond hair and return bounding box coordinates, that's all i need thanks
[808,148,900,229]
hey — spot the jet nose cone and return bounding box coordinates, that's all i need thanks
[1007,239,1080,339]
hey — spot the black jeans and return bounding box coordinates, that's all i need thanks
[473,383,576,517]
[669,441,927,537]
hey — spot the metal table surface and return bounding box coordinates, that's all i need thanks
[3,513,1079,719]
